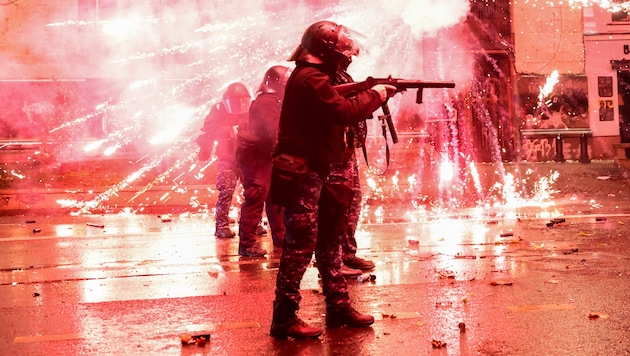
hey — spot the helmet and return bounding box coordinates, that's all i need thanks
[288,20,359,69]
[222,82,251,114]
[257,65,291,94]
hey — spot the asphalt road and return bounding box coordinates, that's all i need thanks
[1,173,630,356]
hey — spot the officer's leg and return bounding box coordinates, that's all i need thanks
[341,155,375,270]
[316,180,352,307]
[215,160,237,237]
[271,171,322,339]
[317,166,374,328]
[263,159,285,248]
[238,160,267,256]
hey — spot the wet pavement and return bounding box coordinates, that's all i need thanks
[2,161,630,355]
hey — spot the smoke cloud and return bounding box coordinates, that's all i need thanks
[0,0,474,163]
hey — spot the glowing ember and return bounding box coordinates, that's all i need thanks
[538,70,559,102]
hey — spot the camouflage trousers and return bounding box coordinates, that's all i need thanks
[215,159,240,230]
[329,153,362,260]
[274,168,351,308]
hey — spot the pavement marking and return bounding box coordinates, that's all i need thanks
[14,333,86,343]
[508,304,576,312]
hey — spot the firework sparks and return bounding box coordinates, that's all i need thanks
[5,0,567,220]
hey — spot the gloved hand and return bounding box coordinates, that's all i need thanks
[371,84,397,102]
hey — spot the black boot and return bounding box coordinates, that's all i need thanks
[326,304,374,328]
[269,300,322,339]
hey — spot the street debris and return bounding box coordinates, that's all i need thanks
[546,218,566,227]
[436,301,453,308]
[587,313,609,320]
[495,238,521,245]
[357,273,376,282]
[490,279,513,286]
[431,339,447,348]
[437,269,455,279]
[179,332,210,346]
[532,242,545,249]
[208,265,222,278]
[578,231,594,236]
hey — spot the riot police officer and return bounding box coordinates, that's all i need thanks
[269,20,396,339]
[198,82,251,238]
[236,66,291,257]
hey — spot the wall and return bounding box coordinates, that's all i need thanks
[513,2,585,75]
[583,5,630,137]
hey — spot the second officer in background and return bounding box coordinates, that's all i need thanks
[197,82,251,238]
[236,66,291,257]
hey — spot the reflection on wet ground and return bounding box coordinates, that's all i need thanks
[1,193,630,355]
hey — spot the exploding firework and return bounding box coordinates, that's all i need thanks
[0,0,566,220]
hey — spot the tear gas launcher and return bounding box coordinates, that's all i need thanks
[334,76,455,144]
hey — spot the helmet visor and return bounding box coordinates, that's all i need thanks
[223,98,251,115]
[336,25,365,59]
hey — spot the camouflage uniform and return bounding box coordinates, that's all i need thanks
[273,62,382,313]
[340,152,361,260]
[215,159,239,230]
[199,101,246,233]
[275,170,351,307]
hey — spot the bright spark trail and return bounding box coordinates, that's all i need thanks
[9,0,573,219]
